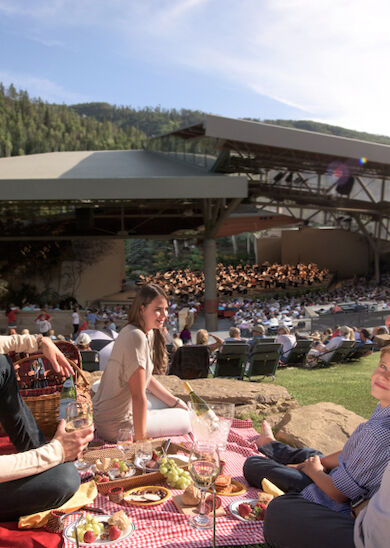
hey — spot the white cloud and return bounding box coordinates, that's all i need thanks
[1,0,389,134]
[0,71,90,104]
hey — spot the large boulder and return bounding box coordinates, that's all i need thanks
[155,375,298,418]
[275,402,366,454]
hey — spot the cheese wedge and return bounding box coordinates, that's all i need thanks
[261,478,285,498]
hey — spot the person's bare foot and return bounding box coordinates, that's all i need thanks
[255,420,275,448]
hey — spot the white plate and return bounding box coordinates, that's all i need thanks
[64,514,135,546]
[228,498,260,523]
[134,457,160,473]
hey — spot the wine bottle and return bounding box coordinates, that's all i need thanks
[58,376,77,420]
[183,381,219,425]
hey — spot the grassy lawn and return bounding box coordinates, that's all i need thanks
[240,352,380,431]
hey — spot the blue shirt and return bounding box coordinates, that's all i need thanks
[301,403,390,514]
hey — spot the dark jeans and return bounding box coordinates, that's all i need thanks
[264,493,355,548]
[243,440,324,493]
[0,354,80,521]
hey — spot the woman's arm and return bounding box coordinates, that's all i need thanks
[208,333,224,352]
[147,376,187,410]
[129,366,148,441]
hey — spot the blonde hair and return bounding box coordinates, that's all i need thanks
[128,284,168,374]
[196,329,209,345]
[229,327,240,338]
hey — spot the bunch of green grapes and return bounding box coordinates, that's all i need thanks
[71,514,104,542]
[159,457,192,489]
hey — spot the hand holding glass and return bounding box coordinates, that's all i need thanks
[65,401,93,470]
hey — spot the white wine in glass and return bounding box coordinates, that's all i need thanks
[188,442,220,530]
[65,401,93,470]
[117,427,133,459]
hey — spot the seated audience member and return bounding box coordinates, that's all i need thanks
[264,458,390,548]
[196,329,224,352]
[356,328,373,348]
[0,333,94,521]
[316,325,351,363]
[172,332,183,350]
[224,326,245,342]
[179,324,192,345]
[276,326,296,364]
[244,346,390,519]
[249,324,266,351]
[76,332,92,351]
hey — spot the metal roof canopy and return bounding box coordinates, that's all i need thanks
[0,149,247,240]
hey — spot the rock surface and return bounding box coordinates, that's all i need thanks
[274,402,366,454]
[155,375,298,418]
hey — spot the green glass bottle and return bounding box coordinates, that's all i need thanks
[183,381,219,424]
[58,376,77,420]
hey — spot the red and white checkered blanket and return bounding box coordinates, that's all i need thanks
[64,418,265,547]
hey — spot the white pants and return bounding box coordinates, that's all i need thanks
[146,392,191,438]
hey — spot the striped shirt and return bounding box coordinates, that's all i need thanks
[301,403,390,514]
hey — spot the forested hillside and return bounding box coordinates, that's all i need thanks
[1,81,389,159]
[0,84,145,157]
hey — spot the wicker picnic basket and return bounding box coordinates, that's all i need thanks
[0,354,90,437]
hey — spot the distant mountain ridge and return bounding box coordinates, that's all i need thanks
[1,82,389,158]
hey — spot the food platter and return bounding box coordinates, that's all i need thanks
[228,498,264,523]
[64,515,135,546]
[123,486,171,506]
[213,479,247,497]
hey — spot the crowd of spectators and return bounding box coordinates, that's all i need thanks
[139,262,330,299]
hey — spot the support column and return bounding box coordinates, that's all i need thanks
[203,238,218,331]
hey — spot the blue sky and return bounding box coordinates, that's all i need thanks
[0,0,389,136]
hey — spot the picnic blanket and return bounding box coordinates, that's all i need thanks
[1,419,265,547]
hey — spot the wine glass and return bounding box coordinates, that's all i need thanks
[188,442,220,530]
[135,440,153,474]
[117,427,133,459]
[65,401,93,470]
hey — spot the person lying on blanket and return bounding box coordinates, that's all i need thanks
[0,333,94,521]
[244,345,390,516]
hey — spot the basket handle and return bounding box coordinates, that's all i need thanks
[14,354,90,387]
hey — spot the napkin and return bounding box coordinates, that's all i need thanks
[18,480,97,529]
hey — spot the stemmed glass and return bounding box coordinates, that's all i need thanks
[188,442,220,530]
[117,427,133,460]
[135,440,153,474]
[65,401,93,470]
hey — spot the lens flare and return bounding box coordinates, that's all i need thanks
[359,157,367,165]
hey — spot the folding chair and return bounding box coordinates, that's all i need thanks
[213,343,250,379]
[345,342,373,361]
[168,345,210,379]
[312,340,357,368]
[245,343,282,381]
[284,339,312,367]
[80,350,100,372]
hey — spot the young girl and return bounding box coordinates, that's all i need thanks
[93,284,190,442]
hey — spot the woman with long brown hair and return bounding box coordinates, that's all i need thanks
[93,284,189,442]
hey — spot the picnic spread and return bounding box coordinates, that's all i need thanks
[1,418,268,548]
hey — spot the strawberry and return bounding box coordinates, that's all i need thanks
[238,503,252,518]
[109,525,122,541]
[152,450,159,461]
[83,530,95,543]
